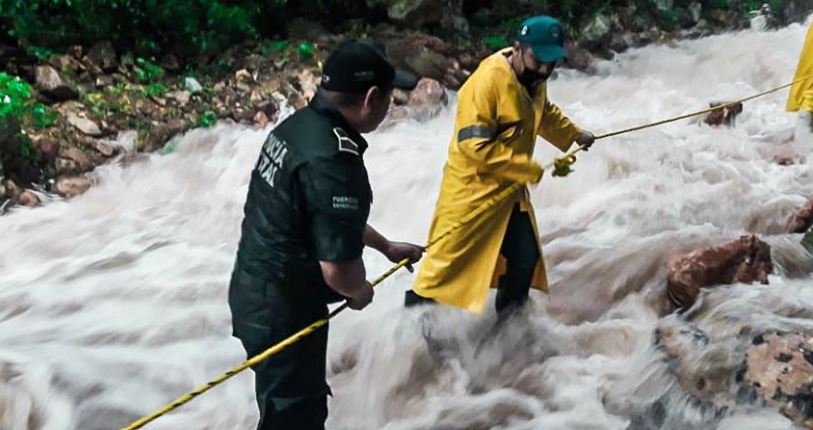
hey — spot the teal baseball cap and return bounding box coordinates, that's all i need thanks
[516,16,567,62]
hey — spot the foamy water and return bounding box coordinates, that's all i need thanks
[1,19,813,430]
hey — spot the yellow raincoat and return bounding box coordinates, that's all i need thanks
[413,49,581,314]
[788,22,813,112]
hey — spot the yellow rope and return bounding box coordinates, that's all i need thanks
[120,73,806,430]
[546,73,811,175]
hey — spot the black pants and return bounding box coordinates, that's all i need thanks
[229,264,330,430]
[406,204,540,313]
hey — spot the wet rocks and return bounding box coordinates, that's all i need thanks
[66,113,102,136]
[382,78,447,127]
[134,120,188,153]
[184,77,203,94]
[1,178,19,202]
[703,101,744,127]
[368,0,444,27]
[17,190,39,207]
[787,198,813,234]
[655,324,739,409]
[253,100,279,128]
[666,235,773,310]
[34,65,78,101]
[385,37,468,89]
[55,175,92,199]
[745,333,813,428]
[85,41,117,73]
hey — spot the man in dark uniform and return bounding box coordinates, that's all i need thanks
[229,42,424,430]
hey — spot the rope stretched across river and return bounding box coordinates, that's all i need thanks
[120,73,808,430]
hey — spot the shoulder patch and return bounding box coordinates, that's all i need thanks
[333,127,360,156]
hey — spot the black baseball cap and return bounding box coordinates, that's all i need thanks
[321,41,419,93]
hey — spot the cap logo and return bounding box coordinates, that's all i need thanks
[550,25,561,38]
[521,25,529,36]
[354,70,375,81]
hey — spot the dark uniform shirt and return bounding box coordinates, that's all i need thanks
[228,95,373,399]
[235,94,373,300]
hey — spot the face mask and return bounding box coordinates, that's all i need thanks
[518,68,547,88]
[517,48,553,89]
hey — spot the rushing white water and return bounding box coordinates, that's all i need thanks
[2,19,813,430]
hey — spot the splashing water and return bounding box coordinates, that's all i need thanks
[2,19,813,430]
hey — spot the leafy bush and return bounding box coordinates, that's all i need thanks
[0,73,57,131]
[0,0,287,57]
[0,72,57,178]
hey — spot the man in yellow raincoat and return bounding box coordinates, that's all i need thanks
[406,16,595,315]
[788,21,813,134]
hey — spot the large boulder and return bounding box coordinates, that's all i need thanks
[35,65,79,101]
[385,38,467,89]
[85,41,117,73]
[745,332,813,428]
[55,175,92,199]
[66,113,102,137]
[382,78,447,127]
[367,0,444,27]
[666,235,773,310]
[703,101,743,127]
[580,13,614,48]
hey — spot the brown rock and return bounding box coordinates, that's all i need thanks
[35,138,60,161]
[287,92,307,110]
[66,113,102,136]
[95,75,114,88]
[564,41,594,71]
[655,324,736,408]
[745,333,813,428]
[78,136,116,157]
[55,158,80,174]
[256,100,278,124]
[67,45,83,59]
[703,101,743,127]
[35,65,79,100]
[3,178,19,200]
[368,0,444,26]
[666,235,773,310]
[254,111,270,128]
[288,17,331,41]
[788,198,813,234]
[48,54,79,73]
[458,52,474,70]
[235,69,253,82]
[58,146,94,173]
[385,39,464,89]
[56,175,92,198]
[408,78,447,107]
[402,77,448,122]
[85,41,117,73]
[17,190,39,207]
[256,79,283,99]
[160,54,181,72]
[167,90,191,107]
[135,120,188,152]
[134,98,159,116]
[297,69,319,100]
[117,153,150,168]
[392,88,410,106]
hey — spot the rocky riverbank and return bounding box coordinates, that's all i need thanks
[1,2,811,210]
